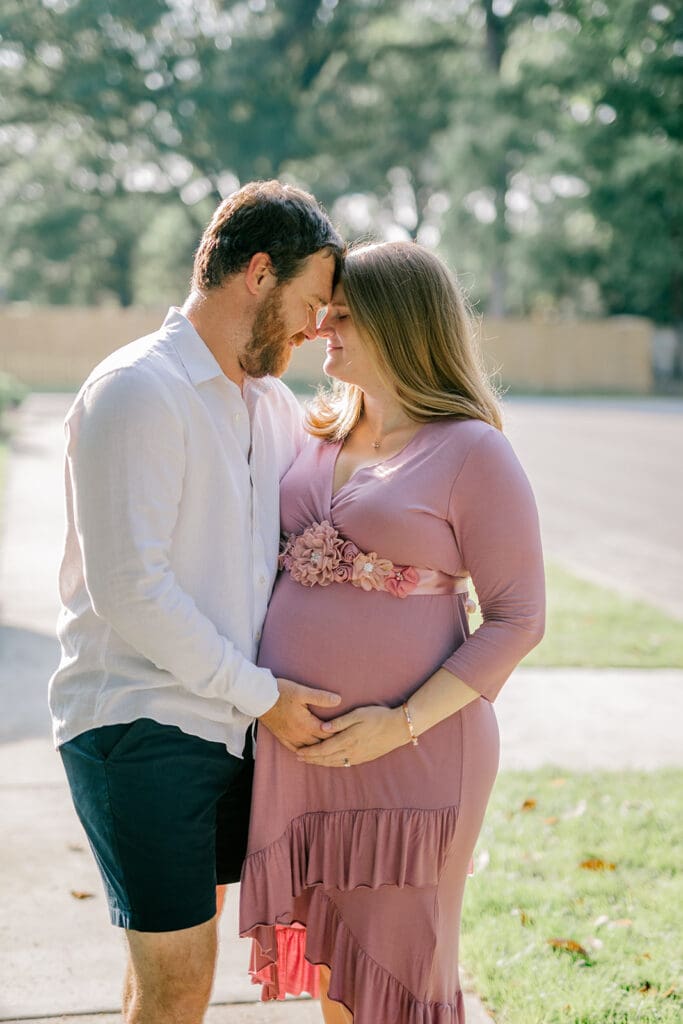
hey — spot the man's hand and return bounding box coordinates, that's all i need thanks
[258,678,342,752]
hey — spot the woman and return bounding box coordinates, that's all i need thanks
[239,241,545,1023]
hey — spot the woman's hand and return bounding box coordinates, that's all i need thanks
[295,704,408,768]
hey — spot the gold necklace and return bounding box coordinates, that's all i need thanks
[369,420,413,451]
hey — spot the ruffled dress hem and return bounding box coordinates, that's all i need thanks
[245,894,465,1023]
[240,805,464,1022]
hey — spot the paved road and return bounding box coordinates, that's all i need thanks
[4,393,681,629]
[504,397,683,619]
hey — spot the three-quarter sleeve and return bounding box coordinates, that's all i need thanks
[442,427,545,701]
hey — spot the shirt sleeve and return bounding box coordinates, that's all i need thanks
[66,368,279,719]
[442,427,546,702]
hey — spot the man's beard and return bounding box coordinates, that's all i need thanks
[240,287,294,378]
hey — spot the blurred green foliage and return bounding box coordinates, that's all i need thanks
[0,371,27,415]
[0,0,680,321]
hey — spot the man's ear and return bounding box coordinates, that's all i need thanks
[244,252,274,296]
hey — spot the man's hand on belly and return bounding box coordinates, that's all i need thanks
[258,678,342,752]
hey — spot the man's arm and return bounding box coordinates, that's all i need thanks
[68,368,279,719]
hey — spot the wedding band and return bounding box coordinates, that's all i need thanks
[343,758,350,768]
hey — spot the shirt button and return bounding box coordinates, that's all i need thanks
[233,413,241,422]
[258,575,266,586]
[255,630,261,641]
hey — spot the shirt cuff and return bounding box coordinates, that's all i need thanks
[230,661,280,719]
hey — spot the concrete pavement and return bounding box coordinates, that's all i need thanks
[1,394,682,1023]
[504,396,683,620]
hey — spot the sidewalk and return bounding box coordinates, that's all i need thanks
[1,396,682,1024]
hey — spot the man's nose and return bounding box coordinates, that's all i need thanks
[303,314,318,340]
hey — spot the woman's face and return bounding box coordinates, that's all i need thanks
[317,284,380,391]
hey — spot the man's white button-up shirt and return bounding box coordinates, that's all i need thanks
[49,308,304,756]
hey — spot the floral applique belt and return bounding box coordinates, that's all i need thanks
[278,519,474,606]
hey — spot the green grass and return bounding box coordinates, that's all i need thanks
[469,562,683,669]
[462,769,682,1024]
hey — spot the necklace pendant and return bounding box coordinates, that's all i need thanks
[372,440,381,450]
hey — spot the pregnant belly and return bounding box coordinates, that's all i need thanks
[257,573,466,716]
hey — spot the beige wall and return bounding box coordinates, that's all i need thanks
[0,305,654,393]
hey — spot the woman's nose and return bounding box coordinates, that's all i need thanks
[316,309,334,336]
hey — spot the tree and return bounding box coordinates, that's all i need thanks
[0,0,680,322]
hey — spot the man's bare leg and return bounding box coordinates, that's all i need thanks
[122,960,135,1017]
[124,917,218,1024]
[319,965,353,1023]
[123,890,226,1017]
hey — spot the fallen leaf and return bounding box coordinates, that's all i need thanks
[548,938,590,959]
[611,918,633,928]
[661,987,676,998]
[638,981,654,994]
[521,798,537,812]
[636,952,652,961]
[511,908,532,926]
[544,816,559,825]
[70,890,94,900]
[550,778,566,787]
[580,858,616,871]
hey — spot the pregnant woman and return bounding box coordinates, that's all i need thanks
[239,241,545,1023]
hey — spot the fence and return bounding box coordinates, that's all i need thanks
[0,305,654,393]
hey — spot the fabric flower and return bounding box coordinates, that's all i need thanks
[384,565,420,599]
[288,520,343,586]
[340,539,360,564]
[332,562,352,583]
[351,551,393,592]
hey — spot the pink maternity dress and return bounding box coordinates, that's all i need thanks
[239,417,545,1023]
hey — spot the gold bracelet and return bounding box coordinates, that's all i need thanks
[401,701,419,746]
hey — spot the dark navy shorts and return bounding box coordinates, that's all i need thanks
[59,718,254,933]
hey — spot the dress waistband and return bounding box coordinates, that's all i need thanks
[278,520,473,604]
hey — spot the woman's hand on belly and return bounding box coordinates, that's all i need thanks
[295,704,408,768]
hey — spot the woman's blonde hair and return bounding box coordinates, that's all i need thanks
[305,241,502,439]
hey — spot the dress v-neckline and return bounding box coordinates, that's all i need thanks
[328,423,431,504]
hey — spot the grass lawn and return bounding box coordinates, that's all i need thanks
[462,769,682,1024]
[468,563,683,669]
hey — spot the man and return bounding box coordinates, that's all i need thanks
[49,180,344,1023]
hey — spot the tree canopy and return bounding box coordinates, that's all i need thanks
[0,0,680,321]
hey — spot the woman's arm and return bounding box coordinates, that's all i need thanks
[296,667,478,767]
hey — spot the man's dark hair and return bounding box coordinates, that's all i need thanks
[192,179,344,291]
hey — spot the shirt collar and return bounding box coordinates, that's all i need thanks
[162,307,275,396]
[162,307,224,387]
